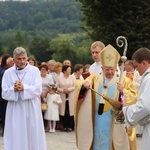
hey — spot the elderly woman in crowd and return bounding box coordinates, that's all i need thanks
[56,65,76,132]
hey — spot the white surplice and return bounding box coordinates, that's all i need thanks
[89,61,102,74]
[2,63,47,150]
[123,67,150,150]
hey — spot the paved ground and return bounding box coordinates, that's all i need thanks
[45,131,142,150]
[0,129,142,150]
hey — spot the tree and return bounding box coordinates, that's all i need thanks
[0,38,4,56]
[50,39,77,66]
[29,36,52,64]
[14,31,27,47]
[76,0,150,58]
[7,31,27,55]
[72,35,93,65]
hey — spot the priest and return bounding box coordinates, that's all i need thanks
[74,44,137,150]
[2,47,47,150]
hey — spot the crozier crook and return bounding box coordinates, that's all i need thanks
[113,36,128,123]
[116,36,128,82]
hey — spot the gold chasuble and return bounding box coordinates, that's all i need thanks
[74,73,137,150]
[74,44,137,150]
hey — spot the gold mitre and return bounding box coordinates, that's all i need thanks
[100,44,120,66]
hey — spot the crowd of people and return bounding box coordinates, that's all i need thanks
[0,42,149,150]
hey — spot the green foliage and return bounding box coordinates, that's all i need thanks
[0,39,4,56]
[7,31,28,55]
[0,0,94,66]
[51,40,76,64]
[77,0,150,58]
[29,33,92,66]
[29,36,52,65]
[0,0,82,33]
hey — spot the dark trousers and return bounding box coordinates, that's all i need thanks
[61,101,74,130]
[0,101,7,136]
[42,111,48,129]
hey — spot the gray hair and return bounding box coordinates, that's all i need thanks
[13,47,27,58]
[47,59,56,65]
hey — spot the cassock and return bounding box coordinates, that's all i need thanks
[123,67,150,150]
[74,73,137,150]
[2,63,47,150]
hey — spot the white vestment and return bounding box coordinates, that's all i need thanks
[89,61,102,74]
[2,64,47,150]
[123,70,143,135]
[123,67,150,150]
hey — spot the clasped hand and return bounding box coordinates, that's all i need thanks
[63,88,69,94]
[14,80,24,91]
